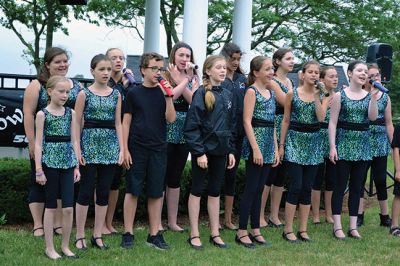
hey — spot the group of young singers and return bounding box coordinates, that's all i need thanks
[23,42,398,259]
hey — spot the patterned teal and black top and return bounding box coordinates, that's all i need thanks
[42,107,77,169]
[37,79,81,111]
[284,88,323,165]
[242,87,276,164]
[336,89,371,161]
[167,80,194,144]
[320,103,331,158]
[81,87,120,164]
[369,93,390,157]
[273,77,291,141]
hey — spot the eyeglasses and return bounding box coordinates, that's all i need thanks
[145,66,166,73]
[368,73,381,79]
[110,56,125,61]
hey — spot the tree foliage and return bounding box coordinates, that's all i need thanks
[0,0,84,73]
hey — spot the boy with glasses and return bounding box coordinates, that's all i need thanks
[121,52,176,250]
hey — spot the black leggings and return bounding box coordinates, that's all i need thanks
[28,159,45,203]
[165,143,189,189]
[312,159,336,191]
[190,154,226,197]
[43,165,74,209]
[332,160,369,216]
[286,162,318,205]
[239,159,271,230]
[110,165,124,190]
[76,164,116,206]
[360,156,388,201]
[224,136,243,196]
[265,161,287,187]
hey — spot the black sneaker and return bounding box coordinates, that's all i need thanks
[146,232,170,250]
[121,232,134,249]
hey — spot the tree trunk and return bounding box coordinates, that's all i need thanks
[45,0,55,49]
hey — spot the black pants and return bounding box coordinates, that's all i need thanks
[224,136,243,196]
[360,156,388,201]
[312,159,336,191]
[239,159,271,230]
[286,162,318,205]
[332,160,369,216]
[76,164,116,206]
[110,165,124,190]
[28,159,45,203]
[265,161,287,187]
[190,154,227,197]
[43,165,74,209]
[165,143,189,189]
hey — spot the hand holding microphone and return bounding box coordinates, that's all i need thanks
[369,80,389,93]
[186,62,198,69]
[314,80,329,96]
[158,76,174,97]
[123,68,135,84]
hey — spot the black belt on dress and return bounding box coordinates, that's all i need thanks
[337,121,369,131]
[251,118,274,128]
[320,122,329,129]
[289,121,321,132]
[45,135,71,142]
[84,119,115,129]
[174,102,189,112]
[370,118,385,126]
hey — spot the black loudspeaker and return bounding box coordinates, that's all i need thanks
[366,43,392,83]
[59,0,87,5]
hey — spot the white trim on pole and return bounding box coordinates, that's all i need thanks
[144,0,161,53]
[183,0,209,80]
[232,0,252,74]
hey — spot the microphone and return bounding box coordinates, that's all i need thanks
[314,80,329,96]
[369,80,389,93]
[186,62,198,69]
[123,68,135,84]
[157,76,174,97]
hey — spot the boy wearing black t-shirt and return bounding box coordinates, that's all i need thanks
[390,124,400,236]
[121,52,176,250]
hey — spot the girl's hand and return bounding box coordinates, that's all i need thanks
[78,155,86,166]
[197,154,208,169]
[36,172,47,186]
[74,168,81,183]
[278,145,285,162]
[395,172,400,183]
[168,63,181,83]
[122,68,134,88]
[329,147,338,164]
[191,76,199,89]
[370,85,380,100]
[272,150,280,167]
[118,151,124,166]
[123,151,133,169]
[227,153,236,169]
[185,62,194,78]
[252,147,263,166]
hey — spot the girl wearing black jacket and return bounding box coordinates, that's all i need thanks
[184,55,236,250]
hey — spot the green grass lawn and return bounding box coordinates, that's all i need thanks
[0,157,398,265]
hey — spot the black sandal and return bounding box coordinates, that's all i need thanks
[53,226,62,236]
[347,229,362,240]
[235,234,256,249]
[332,228,346,240]
[390,227,400,237]
[209,235,228,249]
[297,231,312,242]
[249,233,270,246]
[75,238,88,251]
[32,227,44,237]
[91,236,109,250]
[282,231,298,243]
[187,236,203,250]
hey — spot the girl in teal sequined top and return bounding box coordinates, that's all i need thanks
[34,76,80,260]
[311,66,338,225]
[260,48,295,229]
[163,42,199,232]
[358,63,394,227]
[236,56,279,247]
[74,54,123,250]
[279,60,325,242]
[329,60,379,240]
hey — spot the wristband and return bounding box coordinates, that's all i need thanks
[35,172,44,176]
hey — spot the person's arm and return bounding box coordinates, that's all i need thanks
[314,91,326,122]
[165,96,176,123]
[70,110,81,183]
[278,90,293,160]
[272,127,280,167]
[34,111,46,185]
[115,93,124,165]
[242,88,262,166]
[385,96,394,143]
[122,113,132,169]
[270,79,287,107]
[23,80,40,159]
[394,147,400,183]
[328,92,341,164]
[368,87,379,121]
[74,90,86,165]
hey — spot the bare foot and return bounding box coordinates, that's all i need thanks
[223,222,238,230]
[260,219,268,228]
[102,226,111,235]
[168,224,184,232]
